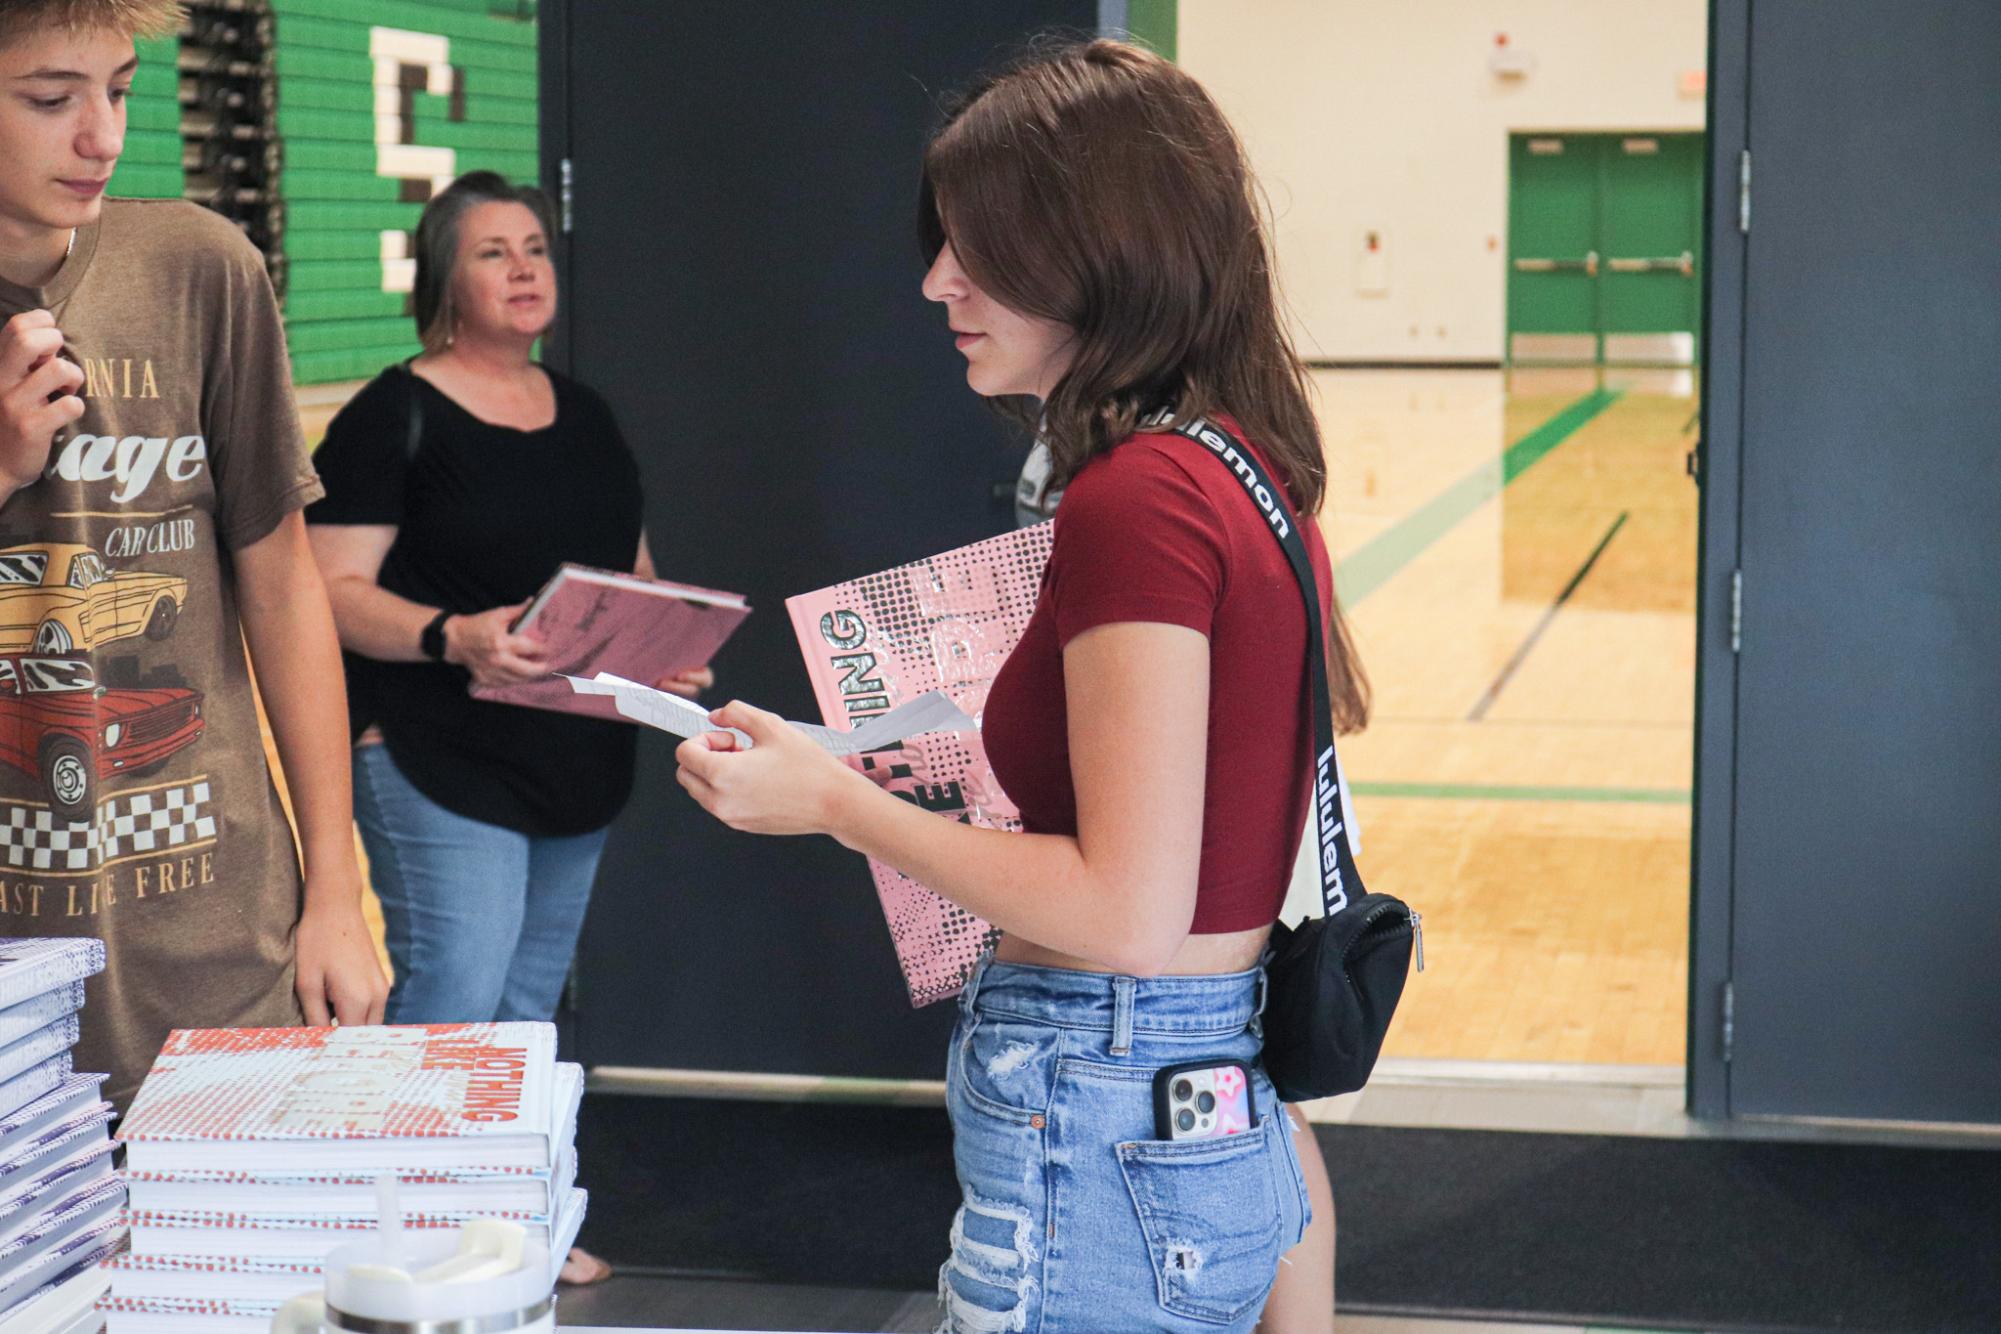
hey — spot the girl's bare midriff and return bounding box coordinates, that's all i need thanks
[994,923,1269,976]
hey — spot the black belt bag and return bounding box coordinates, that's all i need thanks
[1173,417,1423,1102]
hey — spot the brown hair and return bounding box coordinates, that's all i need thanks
[920,38,1369,731]
[412,170,558,355]
[0,1,185,46]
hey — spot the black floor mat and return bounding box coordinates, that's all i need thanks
[575,1094,2001,1332]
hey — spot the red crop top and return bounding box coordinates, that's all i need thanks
[982,423,1335,933]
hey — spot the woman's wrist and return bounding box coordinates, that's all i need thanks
[822,766,880,852]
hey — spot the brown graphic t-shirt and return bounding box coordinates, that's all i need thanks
[0,199,321,1107]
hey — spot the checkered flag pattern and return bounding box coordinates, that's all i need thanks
[0,782,217,873]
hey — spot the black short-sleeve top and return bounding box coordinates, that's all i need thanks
[306,365,644,835]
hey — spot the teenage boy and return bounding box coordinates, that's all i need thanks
[0,0,386,1106]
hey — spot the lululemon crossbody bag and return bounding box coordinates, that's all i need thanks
[1169,415,1424,1101]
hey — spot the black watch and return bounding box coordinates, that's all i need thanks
[420,610,452,662]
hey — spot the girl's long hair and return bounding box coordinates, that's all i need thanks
[920,38,1369,731]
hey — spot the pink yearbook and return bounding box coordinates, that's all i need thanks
[786,523,1054,1006]
[471,564,749,721]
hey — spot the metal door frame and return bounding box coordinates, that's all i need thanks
[1687,0,1749,1120]
[537,0,1748,1115]
[537,0,573,378]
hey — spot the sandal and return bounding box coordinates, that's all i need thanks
[559,1246,613,1286]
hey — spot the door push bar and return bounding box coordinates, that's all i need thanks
[1606,250,1696,276]
[1513,250,1600,276]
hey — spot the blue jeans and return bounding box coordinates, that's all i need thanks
[941,958,1312,1333]
[352,743,610,1025]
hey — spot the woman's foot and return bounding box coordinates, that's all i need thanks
[559,1246,613,1286]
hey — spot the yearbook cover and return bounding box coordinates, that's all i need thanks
[0,1214,122,1321]
[0,943,102,1017]
[120,1149,574,1216]
[786,522,1054,1006]
[119,1198,558,1260]
[105,1186,583,1308]
[119,1025,561,1172]
[0,1256,110,1334]
[472,563,749,721]
[0,1023,78,1094]
[0,1060,72,1130]
[0,989,84,1059]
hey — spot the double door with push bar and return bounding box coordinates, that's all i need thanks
[1508,131,1704,370]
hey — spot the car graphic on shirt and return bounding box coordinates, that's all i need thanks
[0,544,188,655]
[0,655,205,821]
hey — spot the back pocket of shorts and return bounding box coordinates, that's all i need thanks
[1116,1119,1284,1325]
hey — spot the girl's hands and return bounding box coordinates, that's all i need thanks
[443,602,546,686]
[675,701,869,838]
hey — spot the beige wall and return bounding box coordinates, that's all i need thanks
[1179,1,1708,362]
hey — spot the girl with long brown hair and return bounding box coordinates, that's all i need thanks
[676,38,1364,1331]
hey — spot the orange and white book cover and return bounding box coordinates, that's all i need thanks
[117,1023,554,1144]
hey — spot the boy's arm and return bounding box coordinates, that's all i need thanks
[235,510,389,1026]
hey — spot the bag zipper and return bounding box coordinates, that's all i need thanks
[1347,901,1422,974]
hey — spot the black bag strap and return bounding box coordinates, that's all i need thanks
[1169,415,1363,919]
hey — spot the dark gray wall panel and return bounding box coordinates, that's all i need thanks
[545,2,1096,1078]
[1727,0,2001,1121]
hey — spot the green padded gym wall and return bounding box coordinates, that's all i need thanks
[108,37,185,202]
[275,0,539,384]
[107,3,541,386]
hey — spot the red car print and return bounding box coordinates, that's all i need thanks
[0,656,205,821]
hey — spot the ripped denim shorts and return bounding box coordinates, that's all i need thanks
[937,957,1312,1333]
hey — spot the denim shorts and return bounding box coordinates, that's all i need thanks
[939,957,1312,1332]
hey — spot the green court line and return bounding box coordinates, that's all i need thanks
[1354,781,1691,805]
[1334,388,1622,607]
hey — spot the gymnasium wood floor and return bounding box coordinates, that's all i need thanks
[275,366,1698,1070]
[1316,370,1697,1066]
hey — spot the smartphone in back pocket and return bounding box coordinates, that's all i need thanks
[1153,1060,1258,1141]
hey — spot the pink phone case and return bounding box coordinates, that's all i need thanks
[1153,1060,1258,1140]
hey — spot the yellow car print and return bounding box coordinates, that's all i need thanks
[0,544,188,655]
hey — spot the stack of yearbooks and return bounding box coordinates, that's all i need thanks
[0,939,123,1334]
[102,1023,585,1332]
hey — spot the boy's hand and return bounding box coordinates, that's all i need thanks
[295,885,390,1027]
[0,311,84,496]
